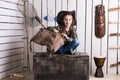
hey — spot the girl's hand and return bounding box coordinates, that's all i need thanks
[54,29,59,33]
[62,33,68,39]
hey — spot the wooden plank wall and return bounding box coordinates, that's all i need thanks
[0,0,25,79]
[28,0,120,75]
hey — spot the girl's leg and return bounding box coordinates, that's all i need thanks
[58,39,80,54]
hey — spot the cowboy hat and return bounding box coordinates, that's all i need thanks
[57,10,76,25]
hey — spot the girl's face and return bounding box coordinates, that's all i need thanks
[63,15,73,28]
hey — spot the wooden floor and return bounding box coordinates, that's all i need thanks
[90,74,120,80]
[0,71,33,80]
[1,73,120,80]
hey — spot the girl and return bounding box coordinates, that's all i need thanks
[54,11,80,54]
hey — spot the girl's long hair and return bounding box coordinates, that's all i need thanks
[60,12,77,38]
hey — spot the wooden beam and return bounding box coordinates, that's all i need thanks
[109,46,120,49]
[110,33,120,36]
[109,21,120,24]
[109,7,120,11]
[110,62,120,67]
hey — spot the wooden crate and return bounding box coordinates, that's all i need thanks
[33,52,89,80]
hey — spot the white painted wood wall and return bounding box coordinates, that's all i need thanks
[0,0,120,79]
[0,0,26,79]
[28,0,120,75]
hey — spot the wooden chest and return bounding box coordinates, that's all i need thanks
[33,52,89,80]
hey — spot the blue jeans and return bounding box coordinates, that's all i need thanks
[58,39,80,54]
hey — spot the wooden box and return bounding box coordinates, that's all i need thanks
[33,52,89,80]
